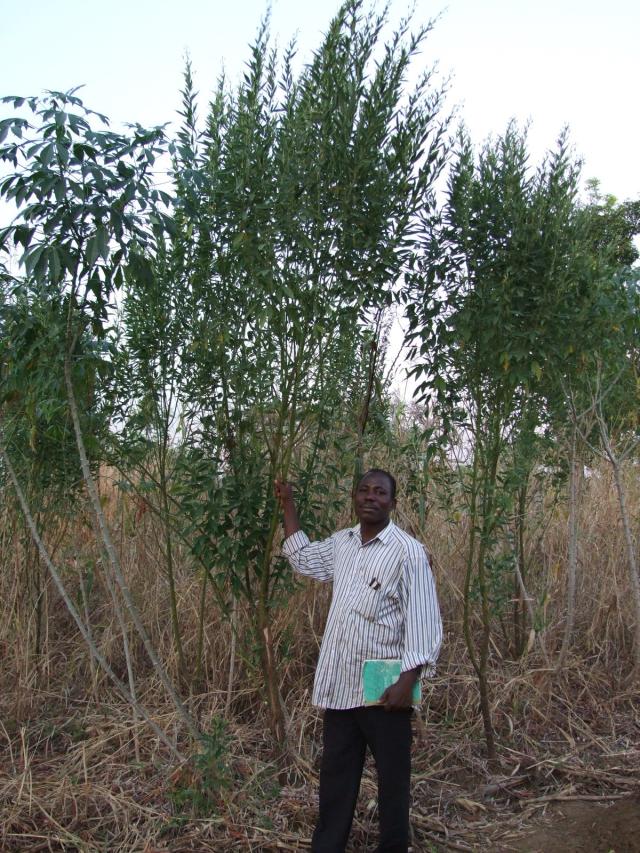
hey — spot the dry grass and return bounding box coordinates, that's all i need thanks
[1,459,639,851]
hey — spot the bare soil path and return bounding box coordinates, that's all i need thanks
[491,795,640,853]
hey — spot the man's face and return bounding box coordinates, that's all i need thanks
[354,472,396,527]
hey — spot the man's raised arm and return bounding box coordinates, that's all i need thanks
[275,480,335,583]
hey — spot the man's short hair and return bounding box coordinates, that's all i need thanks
[357,469,397,500]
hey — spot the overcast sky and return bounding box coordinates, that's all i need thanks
[1,0,638,201]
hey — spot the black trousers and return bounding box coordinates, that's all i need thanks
[311,706,413,853]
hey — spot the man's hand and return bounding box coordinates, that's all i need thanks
[274,479,294,507]
[379,667,421,711]
[274,479,300,538]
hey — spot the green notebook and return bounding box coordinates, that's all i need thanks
[362,659,421,705]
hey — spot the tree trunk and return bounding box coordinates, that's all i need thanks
[512,482,527,657]
[256,609,289,756]
[461,425,497,763]
[225,594,238,716]
[195,566,208,688]
[557,425,580,673]
[159,465,187,684]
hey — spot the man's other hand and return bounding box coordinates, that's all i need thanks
[379,668,421,711]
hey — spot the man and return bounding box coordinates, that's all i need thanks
[275,469,442,853]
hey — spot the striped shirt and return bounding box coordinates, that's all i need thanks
[282,520,442,710]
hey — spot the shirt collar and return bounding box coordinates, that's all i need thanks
[351,519,395,545]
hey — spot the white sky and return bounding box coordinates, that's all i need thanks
[1,0,638,201]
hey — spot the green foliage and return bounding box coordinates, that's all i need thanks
[0,285,107,502]
[582,179,640,268]
[468,540,519,621]
[407,123,581,421]
[0,89,170,501]
[0,90,168,336]
[161,0,447,615]
[560,192,640,447]
[169,717,231,817]
[405,123,586,582]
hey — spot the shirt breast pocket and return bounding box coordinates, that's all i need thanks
[350,581,382,622]
[351,574,399,623]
